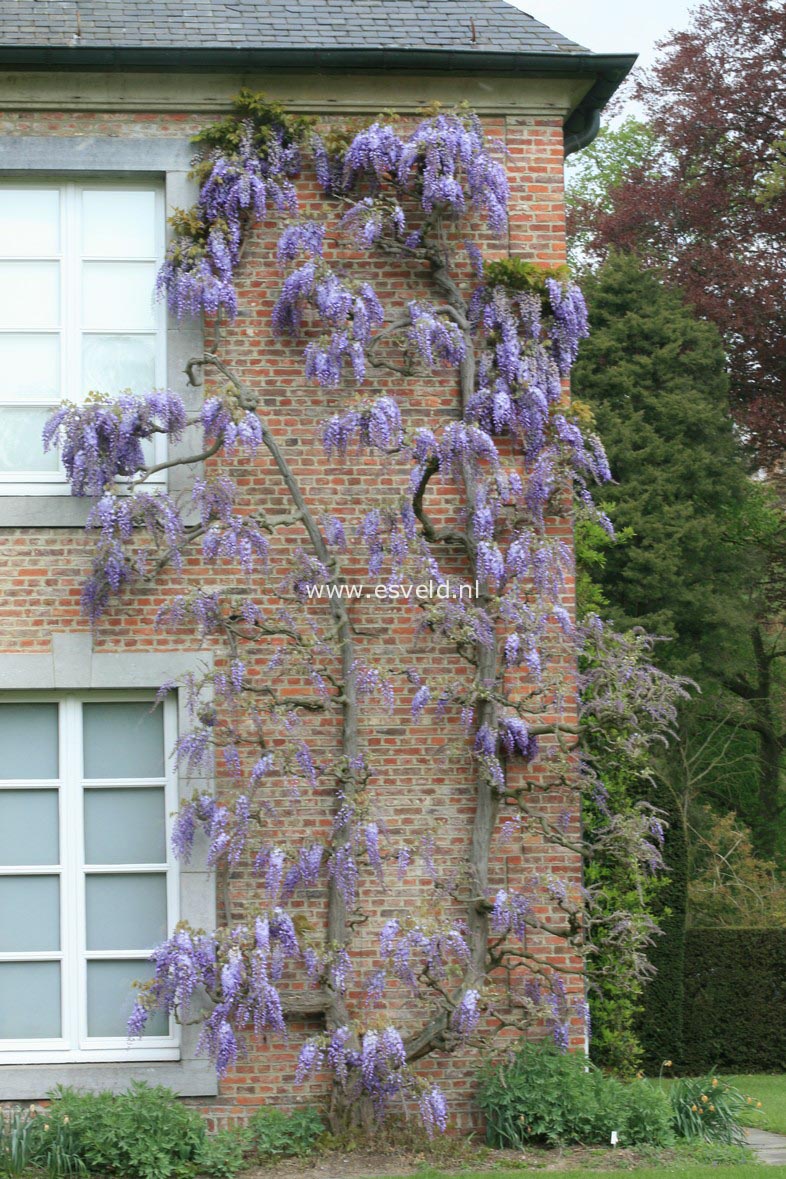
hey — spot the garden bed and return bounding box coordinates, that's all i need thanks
[239,1139,754,1178]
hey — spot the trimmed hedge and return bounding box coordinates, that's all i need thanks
[681,929,786,1073]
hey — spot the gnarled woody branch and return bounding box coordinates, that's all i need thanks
[403,238,500,1063]
[186,350,362,1037]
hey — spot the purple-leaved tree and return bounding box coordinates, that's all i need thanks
[44,93,686,1131]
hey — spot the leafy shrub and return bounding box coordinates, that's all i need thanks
[1,1088,247,1179]
[477,1042,674,1148]
[618,1079,678,1148]
[194,1127,248,1178]
[44,1084,208,1179]
[247,1105,324,1158]
[669,1073,749,1145]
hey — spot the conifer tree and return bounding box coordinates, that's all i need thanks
[573,251,753,681]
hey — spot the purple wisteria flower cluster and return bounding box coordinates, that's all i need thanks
[79,489,184,620]
[129,914,299,1076]
[317,112,508,236]
[522,975,588,1053]
[43,390,186,496]
[579,616,692,759]
[272,263,385,386]
[158,123,301,318]
[465,281,595,477]
[46,386,274,618]
[322,396,403,456]
[408,302,467,368]
[378,918,470,992]
[294,1023,448,1135]
[340,196,407,249]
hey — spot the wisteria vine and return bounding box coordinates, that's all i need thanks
[44,96,685,1132]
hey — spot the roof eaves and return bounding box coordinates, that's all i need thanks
[0,45,636,151]
[0,43,634,74]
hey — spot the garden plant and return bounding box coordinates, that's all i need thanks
[44,92,686,1132]
[0,1085,247,1179]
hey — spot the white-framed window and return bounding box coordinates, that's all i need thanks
[0,693,180,1064]
[0,180,166,495]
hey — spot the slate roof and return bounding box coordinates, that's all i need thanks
[0,0,589,54]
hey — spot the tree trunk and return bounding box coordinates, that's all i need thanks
[750,625,782,859]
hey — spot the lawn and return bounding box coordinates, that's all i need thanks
[661,1072,786,1134]
[659,1071,786,1134]
[384,1169,771,1178]
[727,1074,786,1134]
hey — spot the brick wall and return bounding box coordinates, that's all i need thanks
[0,105,582,1131]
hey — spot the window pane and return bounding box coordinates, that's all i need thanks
[87,960,168,1038]
[0,790,59,865]
[0,876,60,951]
[0,407,61,474]
[85,788,166,865]
[83,701,164,779]
[0,262,59,329]
[82,191,157,259]
[0,703,58,778]
[0,963,61,1038]
[82,262,156,330]
[82,334,155,396]
[0,333,60,398]
[0,189,59,256]
[86,873,167,950]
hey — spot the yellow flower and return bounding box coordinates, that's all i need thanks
[701,1094,709,1103]
[712,1078,718,1087]
[757,1102,763,1108]
[691,1104,698,1112]
[664,1060,673,1068]
[747,1097,753,1104]
[63,1116,70,1125]
[43,1124,49,1132]
[698,1108,704,1115]
[709,1105,715,1112]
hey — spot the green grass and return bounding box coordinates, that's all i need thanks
[661,1072,786,1134]
[724,1074,786,1134]
[383,1170,775,1178]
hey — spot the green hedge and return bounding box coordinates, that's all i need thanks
[681,929,786,1073]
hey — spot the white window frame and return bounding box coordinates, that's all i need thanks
[0,691,180,1064]
[0,178,167,497]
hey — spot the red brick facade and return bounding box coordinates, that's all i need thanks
[0,98,583,1131]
